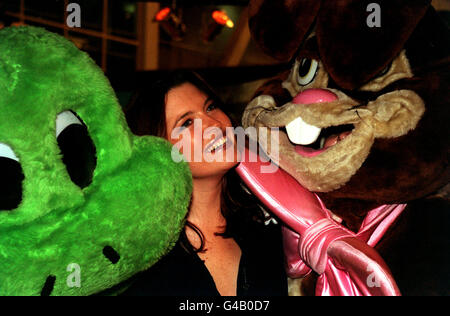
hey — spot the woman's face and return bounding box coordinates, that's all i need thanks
[165,83,239,178]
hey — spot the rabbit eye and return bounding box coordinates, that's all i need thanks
[297,58,319,86]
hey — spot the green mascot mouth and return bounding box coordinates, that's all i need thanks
[0,26,192,296]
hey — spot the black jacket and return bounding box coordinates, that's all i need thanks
[121,220,288,296]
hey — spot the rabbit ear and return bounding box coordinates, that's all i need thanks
[248,0,320,61]
[316,0,431,90]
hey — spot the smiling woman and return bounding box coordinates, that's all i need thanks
[122,70,288,296]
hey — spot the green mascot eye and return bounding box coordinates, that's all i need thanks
[56,110,97,189]
[0,26,192,296]
[0,143,24,211]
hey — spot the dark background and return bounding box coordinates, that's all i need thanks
[1,0,449,119]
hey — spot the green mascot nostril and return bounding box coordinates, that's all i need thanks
[0,26,192,296]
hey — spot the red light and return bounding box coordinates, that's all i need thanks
[212,10,234,28]
[155,7,171,21]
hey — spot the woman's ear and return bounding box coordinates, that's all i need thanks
[316,0,431,90]
[248,0,320,61]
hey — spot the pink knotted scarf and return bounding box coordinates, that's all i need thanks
[283,201,405,296]
[236,153,404,296]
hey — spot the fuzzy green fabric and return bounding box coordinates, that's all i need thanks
[0,26,192,296]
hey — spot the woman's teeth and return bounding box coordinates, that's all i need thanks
[285,116,322,145]
[207,137,228,153]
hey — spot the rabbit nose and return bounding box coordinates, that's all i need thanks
[292,88,338,105]
[286,89,338,145]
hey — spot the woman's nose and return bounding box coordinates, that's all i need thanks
[201,114,223,130]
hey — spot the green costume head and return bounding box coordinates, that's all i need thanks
[0,26,192,296]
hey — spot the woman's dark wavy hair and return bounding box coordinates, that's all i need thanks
[125,70,268,254]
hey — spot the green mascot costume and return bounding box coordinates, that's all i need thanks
[0,26,192,296]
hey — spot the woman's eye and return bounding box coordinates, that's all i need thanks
[206,103,217,112]
[181,119,193,128]
[297,58,319,86]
